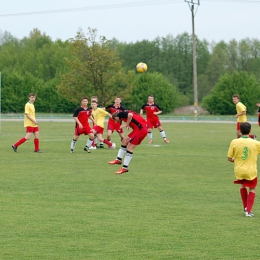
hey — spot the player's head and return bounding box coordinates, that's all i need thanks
[91,96,98,103]
[232,94,240,104]
[28,93,36,102]
[91,100,98,109]
[240,122,251,135]
[81,97,88,107]
[112,112,121,122]
[114,97,121,104]
[148,95,154,103]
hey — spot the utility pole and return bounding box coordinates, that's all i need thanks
[185,0,200,119]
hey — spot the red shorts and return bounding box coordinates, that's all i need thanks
[128,127,148,146]
[107,120,123,133]
[237,122,241,131]
[234,177,258,189]
[147,118,161,129]
[75,125,93,136]
[93,125,104,135]
[26,126,39,133]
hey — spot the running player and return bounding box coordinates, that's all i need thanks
[12,93,42,153]
[140,94,169,144]
[88,100,116,150]
[108,110,148,174]
[232,94,256,139]
[70,97,94,153]
[105,97,127,142]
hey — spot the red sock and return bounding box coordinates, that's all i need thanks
[92,140,95,147]
[258,114,260,126]
[247,192,256,213]
[14,137,26,147]
[103,139,112,147]
[34,138,39,151]
[249,134,255,139]
[240,188,248,209]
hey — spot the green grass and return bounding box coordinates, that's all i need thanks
[1,121,260,259]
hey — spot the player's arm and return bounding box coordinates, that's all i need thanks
[73,116,83,128]
[89,115,95,125]
[25,113,38,125]
[140,109,143,115]
[154,104,162,115]
[227,157,234,162]
[235,111,246,118]
[227,142,234,162]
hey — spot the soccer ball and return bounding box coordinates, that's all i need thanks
[136,62,148,73]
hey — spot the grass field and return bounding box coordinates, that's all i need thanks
[1,121,260,259]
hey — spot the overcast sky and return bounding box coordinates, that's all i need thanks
[0,0,259,43]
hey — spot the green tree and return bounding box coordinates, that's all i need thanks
[127,72,181,113]
[202,71,260,114]
[57,28,135,105]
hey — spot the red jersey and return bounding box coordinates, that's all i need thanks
[73,107,91,128]
[141,103,162,120]
[117,111,147,131]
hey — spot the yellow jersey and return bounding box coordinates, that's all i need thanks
[24,102,37,127]
[91,108,109,128]
[236,102,247,122]
[228,137,260,180]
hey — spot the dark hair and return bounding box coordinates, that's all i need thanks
[148,95,154,98]
[91,100,97,104]
[240,122,251,135]
[112,112,119,119]
[81,97,88,101]
[28,93,36,97]
[232,94,240,99]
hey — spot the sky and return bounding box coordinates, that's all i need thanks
[0,0,259,44]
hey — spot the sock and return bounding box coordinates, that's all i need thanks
[160,130,166,139]
[258,113,260,126]
[123,151,133,168]
[117,145,127,161]
[249,134,255,139]
[14,137,27,147]
[91,140,96,147]
[85,138,93,148]
[148,132,152,140]
[34,138,39,151]
[247,192,256,213]
[70,139,77,150]
[103,139,112,147]
[240,187,248,209]
[94,136,98,145]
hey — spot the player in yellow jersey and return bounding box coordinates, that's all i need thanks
[232,94,256,139]
[227,122,260,217]
[84,101,115,150]
[12,93,42,153]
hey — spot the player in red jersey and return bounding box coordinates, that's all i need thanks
[140,95,169,144]
[70,97,94,153]
[108,111,148,174]
[105,97,127,142]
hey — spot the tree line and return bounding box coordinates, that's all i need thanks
[1,28,260,114]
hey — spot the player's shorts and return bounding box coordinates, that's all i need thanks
[107,120,123,133]
[93,125,104,135]
[128,127,148,146]
[234,177,258,189]
[26,126,39,133]
[75,125,93,136]
[147,118,161,129]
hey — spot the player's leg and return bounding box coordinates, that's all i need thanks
[97,133,115,149]
[33,129,42,152]
[246,186,256,217]
[240,184,248,211]
[84,132,94,153]
[108,136,130,165]
[107,129,112,142]
[12,128,33,152]
[158,124,169,143]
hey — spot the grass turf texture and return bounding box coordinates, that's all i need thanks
[1,121,260,259]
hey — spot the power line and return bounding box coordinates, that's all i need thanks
[0,0,183,18]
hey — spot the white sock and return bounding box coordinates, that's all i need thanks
[117,146,127,160]
[85,138,93,148]
[160,130,166,139]
[123,151,133,168]
[148,132,153,140]
[71,139,77,150]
